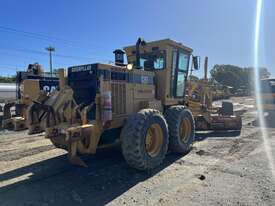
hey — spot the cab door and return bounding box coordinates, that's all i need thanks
[170,49,190,98]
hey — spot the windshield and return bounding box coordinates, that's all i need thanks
[139,51,165,70]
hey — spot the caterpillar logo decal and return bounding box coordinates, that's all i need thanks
[42,85,57,92]
[39,80,59,93]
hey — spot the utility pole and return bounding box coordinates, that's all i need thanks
[45,46,55,77]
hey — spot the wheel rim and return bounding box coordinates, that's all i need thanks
[145,123,163,157]
[180,118,192,143]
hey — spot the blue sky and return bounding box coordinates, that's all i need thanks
[0,0,274,77]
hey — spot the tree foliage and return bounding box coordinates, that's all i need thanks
[210,64,271,92]
[0,76,16,83]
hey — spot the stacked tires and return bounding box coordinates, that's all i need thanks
[121,106,195,170]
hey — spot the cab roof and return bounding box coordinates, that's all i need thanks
[124,38,193,53]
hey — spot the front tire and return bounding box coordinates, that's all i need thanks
[121,109,169,170]
[165,106,195,154]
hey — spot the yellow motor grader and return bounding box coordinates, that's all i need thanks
[2,63,59,131]
[27,38,242,170]
[187,57,242,131]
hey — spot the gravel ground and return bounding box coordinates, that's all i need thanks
[0,96,275,206]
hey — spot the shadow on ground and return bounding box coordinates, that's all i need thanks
[0,129,244,205]
[0,147,182,206]
[195,131,241,141]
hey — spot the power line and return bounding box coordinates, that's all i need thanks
[0,47,110,62]
[0,25,113,50]
[0,50,43,61]
[0,47,45,55]
[0,25,115,64]
[0,51,66,67]
[0,67,21,74]
[0,63,24,68]
[0,49,111,71]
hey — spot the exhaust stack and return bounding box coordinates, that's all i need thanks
[135,37,146,69]
[113,49,125,66]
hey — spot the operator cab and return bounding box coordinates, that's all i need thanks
[124,39,199,105]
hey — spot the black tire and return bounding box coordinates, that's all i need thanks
[165,106,195,154]
[121,109,169,170]
[221,101,234,116]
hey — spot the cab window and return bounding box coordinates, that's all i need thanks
[176,71,185,97]
[178,52,189,71]
[140,51,165,70]
[154,57,164,69]
[171,51,190,97]
[176,52,189,96]
[170,50,177,96]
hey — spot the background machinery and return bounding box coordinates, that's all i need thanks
[260,78,275,113]
[2,63,59,131]
[27,38,242,170]
[258,78,275,127]
[187,57,242,131]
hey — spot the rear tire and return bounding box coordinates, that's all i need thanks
[121,109,169,170]
[165,106,195,154]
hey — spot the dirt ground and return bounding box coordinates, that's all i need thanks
[1,97,275,206]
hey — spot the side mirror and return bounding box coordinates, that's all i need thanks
[193,56,200,70]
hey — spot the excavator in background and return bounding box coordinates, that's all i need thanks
[2,63,59,131]
[26,38,242,169]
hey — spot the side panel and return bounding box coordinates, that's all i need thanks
[22,78,58,105]
[133,84,155,99]
[68,64,98,105]
[111,72,156,119]
[21,80,40,105]
[67,63,157,124]
[111,82,126,115]
[68,64,98,120]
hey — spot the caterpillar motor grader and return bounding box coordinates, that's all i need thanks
[2,63,59,131]
[27,38,242,170]
[187,57,242,131]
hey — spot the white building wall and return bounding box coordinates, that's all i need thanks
[0,83,16,102]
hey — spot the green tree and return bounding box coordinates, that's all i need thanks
[210,64,271,92]
[0,76,16,83]
[210,65,244,91]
